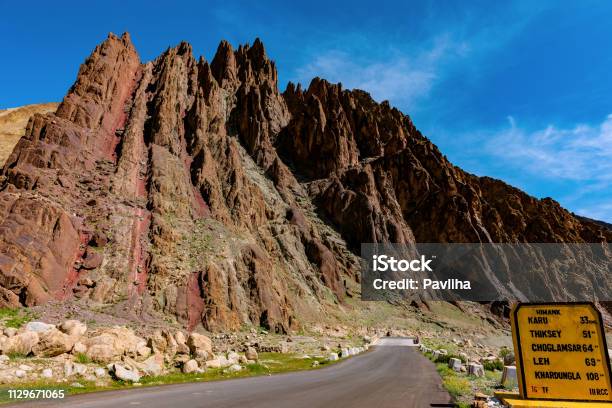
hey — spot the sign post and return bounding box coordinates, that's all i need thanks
[500,302,612,406]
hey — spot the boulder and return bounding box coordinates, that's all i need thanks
[182,359,199,374]
[94,367,107,378]
[24,322,55,333]
[85,327,145,362]
[328,353,339,361]
[137,345,152,359]
[32,328,75,357]
[340,348,350,358]
[227,351,240,365]
[110,363,141,382]
[3,331,39,355]
[174,331,186,345]
[58,320,87,338]
[128,354,164,377]
[73,363,87,376]
[205,355,230,369]
[15,369,26,378]
[72,342,87,354]
[228,364,242,372]
[246,346,258,361]
[41,368,53,379]
[187,333,212,356]
[468,363,485,377]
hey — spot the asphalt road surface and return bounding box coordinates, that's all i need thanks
[11,338,452,408]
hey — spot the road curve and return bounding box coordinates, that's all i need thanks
[11,338,452,408]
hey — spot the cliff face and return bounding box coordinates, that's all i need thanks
[0,33,609,332]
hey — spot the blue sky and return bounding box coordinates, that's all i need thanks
[2,1,611,221]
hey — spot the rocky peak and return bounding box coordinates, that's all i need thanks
[0,33,609,332]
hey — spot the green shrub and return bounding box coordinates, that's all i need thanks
[7,352,27,360]
[75,353,91,364]
[483,359,504,371]
[434,353,467,364]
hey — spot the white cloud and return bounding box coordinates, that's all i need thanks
[294,36,467,109]
[487,114,612,182]
[485,115,612,221]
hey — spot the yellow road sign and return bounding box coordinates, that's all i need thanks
[511,303,612,402]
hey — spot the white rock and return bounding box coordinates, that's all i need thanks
[328,353,339,361]
[182,359,199,374]
[25,322,55,333]
[73,363,87,376]
[15,369,26,378]
[227,364,242,372]
[41,369,53,379]
[94,367,107,378]
[501,365,518,388]
[64,362,74,376]
[340,348,350,358]
[111,363,141,382]
[227,351,240,364]
[0,355,9,362]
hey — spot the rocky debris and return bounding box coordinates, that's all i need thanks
[109,363,140,382]
[84,327,145,362]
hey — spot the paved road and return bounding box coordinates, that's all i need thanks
[12,338,451,408]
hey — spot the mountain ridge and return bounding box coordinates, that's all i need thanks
[0,33,609,332]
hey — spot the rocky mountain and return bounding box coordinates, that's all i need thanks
[0,103,59,165]
[0,33,609,333]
